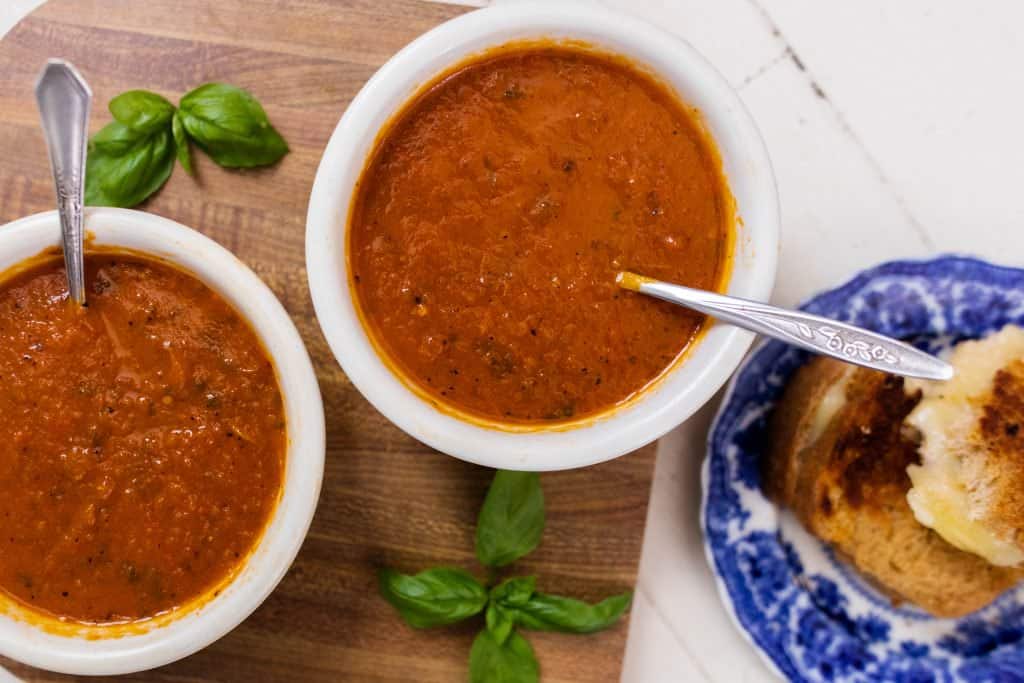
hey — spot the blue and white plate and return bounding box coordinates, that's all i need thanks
[702,256,1024,683]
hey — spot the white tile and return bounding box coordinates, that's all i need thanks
[490,0,787,87]
[739,57,933,307]
[620,585,709,683]
[0,0,42,38]
[626,403,774,682]
[754,0,1024,263]
[596,0,786,87]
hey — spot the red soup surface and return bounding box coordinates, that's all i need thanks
[350,46,732,424]
[0,253,285,624]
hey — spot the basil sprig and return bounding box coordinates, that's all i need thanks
[84,83,287,207]
[178,84,288,167]
[486,576,535,644]
[380,470,632,682]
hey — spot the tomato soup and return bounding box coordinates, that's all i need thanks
[0,253,285,624]
[350,46,732,424]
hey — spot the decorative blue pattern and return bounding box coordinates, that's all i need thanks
[702,256,1024,682]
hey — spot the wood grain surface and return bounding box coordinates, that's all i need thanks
[0,1,656,681]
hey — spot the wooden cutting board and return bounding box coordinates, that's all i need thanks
[0,1,656,681]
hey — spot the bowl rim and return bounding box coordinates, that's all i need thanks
[306,0,779,471]
[0,208,325,676]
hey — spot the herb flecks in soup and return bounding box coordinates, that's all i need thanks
[0,254,285,624]
[350,46,732,424]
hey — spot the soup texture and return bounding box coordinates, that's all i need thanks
[0,253,285,623]
[350,46,731,423]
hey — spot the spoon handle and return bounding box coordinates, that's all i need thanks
[35,60,92,306]
[618,272,953,381]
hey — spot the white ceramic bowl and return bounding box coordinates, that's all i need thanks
[0,209,325,675]
[306,1,778,471]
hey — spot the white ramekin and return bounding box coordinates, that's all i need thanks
[306,1,778,471]
[0,209,325,675]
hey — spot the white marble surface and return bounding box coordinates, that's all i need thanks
[2,1,1022,681]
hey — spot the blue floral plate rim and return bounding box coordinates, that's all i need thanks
[699,254,1024,682]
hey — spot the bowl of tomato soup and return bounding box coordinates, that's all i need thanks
[0,209,324,675]
[306,1,778,470]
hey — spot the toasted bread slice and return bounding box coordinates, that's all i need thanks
[764,357,1022,618]
[906,326,1024,566]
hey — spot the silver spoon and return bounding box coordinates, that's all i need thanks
[35,59,92,306]
[617,271,953,381]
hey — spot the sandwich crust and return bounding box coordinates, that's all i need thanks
[764,357,1022,618]
[972,360,1024,552]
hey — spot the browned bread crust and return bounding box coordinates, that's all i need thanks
[973,359,1024,552]
[764,358,1023,618]
[761,359,853,506]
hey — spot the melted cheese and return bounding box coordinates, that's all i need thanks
[905,325,1024,567]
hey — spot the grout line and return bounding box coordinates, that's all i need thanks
[737,47,791,90]
[635,577,714,682]
[741,0,938,250]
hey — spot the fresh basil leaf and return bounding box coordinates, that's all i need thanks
[108,90,175,134]
[485,603,516,645]
[469,629,539,683]
[486,576,531,643]
[178,83,288,167]
[490,576,536,607]
[90,120,147,156]
[378,567,487,629]
[476,470,545,568]
[172,110,193,175]
[85,124,174,208]
[511,591,633,634]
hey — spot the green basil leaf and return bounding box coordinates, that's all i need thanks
[485,603,516,645]
[90,120,147,156]
[108,90,175,134]
[490,576,536,607]
[378,567,487,629]
[469,629,539,683]
[511,591,633,634]
[85,124,174,208]
[172,110,193,175]
[476,470,545,568]
[178,83,288,167]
